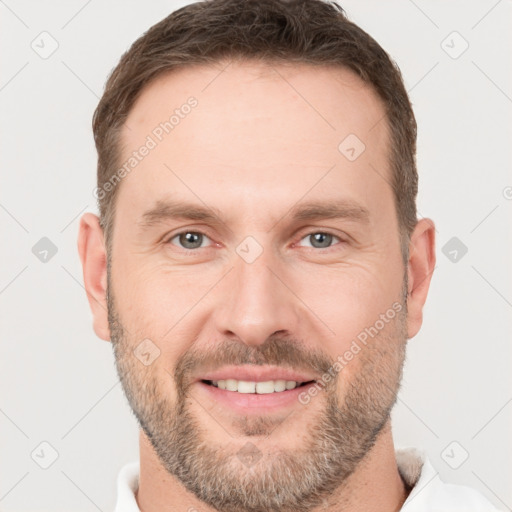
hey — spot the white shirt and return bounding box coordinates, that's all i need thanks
[114,447,502,511]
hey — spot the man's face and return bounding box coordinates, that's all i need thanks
[108,62,408,511]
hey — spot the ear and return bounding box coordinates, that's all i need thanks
[77,213,111,341]
[406,218,436,339]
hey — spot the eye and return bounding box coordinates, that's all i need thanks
[297,232,342,249]
[168,231,212,250]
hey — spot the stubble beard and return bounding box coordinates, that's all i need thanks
[108,282,407,512]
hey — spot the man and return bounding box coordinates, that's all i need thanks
[78,0,501,510]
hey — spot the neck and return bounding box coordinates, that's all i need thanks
[136,420,409,512]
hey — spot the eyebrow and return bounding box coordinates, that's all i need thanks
[138,198,370,230]
[139,200,225,228]
[287,200,370,224]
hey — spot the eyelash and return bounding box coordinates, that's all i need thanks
[165,230,346,253]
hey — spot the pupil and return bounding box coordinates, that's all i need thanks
[180,232,202,249]
[311,233,332,248]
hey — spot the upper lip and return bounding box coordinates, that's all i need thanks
[196,365,317,383]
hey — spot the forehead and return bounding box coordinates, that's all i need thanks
[116,60,392,228]
[123,60,388,150]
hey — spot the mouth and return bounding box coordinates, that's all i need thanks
[195,368,318,414]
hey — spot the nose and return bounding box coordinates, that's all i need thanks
[212,246,301,347]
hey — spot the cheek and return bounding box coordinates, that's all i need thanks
[111,259,217,340]
[291,261,402,351]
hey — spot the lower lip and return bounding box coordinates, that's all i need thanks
[196,381,316,414]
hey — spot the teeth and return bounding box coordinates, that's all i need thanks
[238,381,256,393]
[225,379,238,391]
[210,379,303,393]
[255,381,274,394]
[274,380,286,392]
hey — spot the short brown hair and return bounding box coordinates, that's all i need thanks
[93,0,418,259]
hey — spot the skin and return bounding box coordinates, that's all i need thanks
[78,61,435,511]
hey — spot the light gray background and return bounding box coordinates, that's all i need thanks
[1,1,511,510]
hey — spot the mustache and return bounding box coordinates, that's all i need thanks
[174,335,335,392]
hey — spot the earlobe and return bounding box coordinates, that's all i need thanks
[406,218,436,339]
[77,213,111,341]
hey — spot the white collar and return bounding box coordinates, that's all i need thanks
[396,446,501,511]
